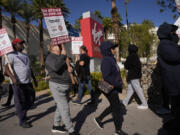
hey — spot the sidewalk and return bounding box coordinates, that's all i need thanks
[0,90,168,135]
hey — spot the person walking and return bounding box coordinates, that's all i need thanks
[122,44,148,109]
[45,44,79,135]
[157,23,180,134]
[72,46,95,105]
[4,38,36,128]
[94,41,127,135]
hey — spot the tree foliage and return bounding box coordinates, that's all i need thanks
[157,0,178,19]
[3,0,22,38]
[18,1,34,54]
[119,20,158,58]
[19,1,34,25]
[73,16,82,31]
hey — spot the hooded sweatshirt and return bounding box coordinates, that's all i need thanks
[100,41,123,92]
[157,23,180,96]
[124,44,142,82]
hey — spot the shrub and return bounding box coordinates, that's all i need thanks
[32,71,126,93]
[35,75,45,81]
[91,72,102,93]
[34,80,49,92]
[4,79,10,83]
[30,55,42,76]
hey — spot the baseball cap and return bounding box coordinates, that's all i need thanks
[12,38,25,45]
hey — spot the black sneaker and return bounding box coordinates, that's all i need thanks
[115,130,128,135]
[20,122,32,128]
[94,118,103,129]
[2,103,10,107]
[69,131,80,135]
[72,100,81,105]
[51,125,66,133]
[87,101,95,105]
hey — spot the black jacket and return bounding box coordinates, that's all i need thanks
[157,23,180,96]
[45,53,71,84]
[77,54,90,83]
[124,44,142,82]
[100,41,123,92]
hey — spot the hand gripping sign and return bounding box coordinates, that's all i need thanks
[42,8,75,83]
[41,8,70,45]
[0,27,14,75]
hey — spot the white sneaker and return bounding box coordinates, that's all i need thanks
[137,105,148,110]
[121,100,127,107]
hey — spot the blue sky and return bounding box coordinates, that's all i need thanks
[2,0,177,27]
[64,0,176,27]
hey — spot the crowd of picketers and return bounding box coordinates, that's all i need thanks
[0,22,180,135]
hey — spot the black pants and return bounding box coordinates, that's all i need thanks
[5,84,13,104]
[162,86,170,109]
[163,94,180,135]
[12,83,35,125]
[96,91,123,131]
[171,94,180,122]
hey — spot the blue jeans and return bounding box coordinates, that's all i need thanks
[77,77,95,103]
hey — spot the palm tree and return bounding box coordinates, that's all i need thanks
[46,0,70,17]
[103,17,113,39]
[31,0,69,69]
[94,10,103,19]
[18,1,34,55]
[3,0,22,38]
[125,0,130,30]
[31,0,47,69]
[107,0,120,61]
[73,16,82,31]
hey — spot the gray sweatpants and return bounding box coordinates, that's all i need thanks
[49,81,74,133]
[123,79,147,106]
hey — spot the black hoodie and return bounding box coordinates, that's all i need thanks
[157,23,180,96]
[124,44,142,82]
[100,41,123,92]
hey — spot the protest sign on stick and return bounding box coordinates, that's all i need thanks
[42,8,75,82]
[72,37,83,54]
[41,8,70,45]
[0,27,14,75]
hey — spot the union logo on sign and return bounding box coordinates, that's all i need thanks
[2,40,6,45]
[58,25,63,31]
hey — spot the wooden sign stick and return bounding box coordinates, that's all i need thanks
[4,54,14,76]
[61,44,76,84]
